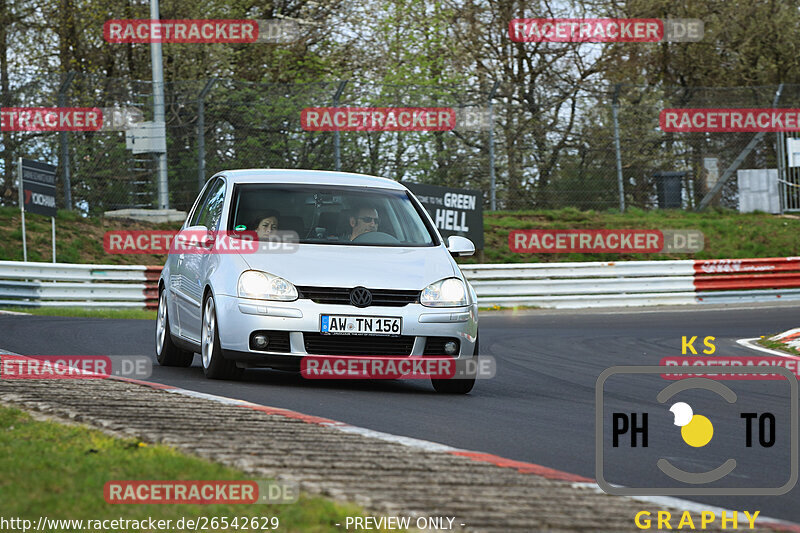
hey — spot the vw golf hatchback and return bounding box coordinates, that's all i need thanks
[156,169,479,393]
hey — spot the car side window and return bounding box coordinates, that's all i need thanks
[197,179,226,231]
[188,179,216,227]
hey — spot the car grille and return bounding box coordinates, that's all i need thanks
[423,337,461,355]
[303,333,415,355]
[296,286,419,307]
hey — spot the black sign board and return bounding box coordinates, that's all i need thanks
[21,158,57,216]
[403,182,484,249]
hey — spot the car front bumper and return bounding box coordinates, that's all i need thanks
[213,293,478,365]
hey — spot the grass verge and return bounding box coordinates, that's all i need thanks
[1,206,799,265]
[0,307,157,320]
[0,405,399,532]
[460,207,800,264]
[757,335,800,357]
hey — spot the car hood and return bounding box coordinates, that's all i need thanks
[239,244,457,289]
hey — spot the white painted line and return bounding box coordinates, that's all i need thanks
[333,424,460,452]
[163,387,265,407]
[737,337,800,358]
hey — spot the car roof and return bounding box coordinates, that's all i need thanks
[214,169,407,190]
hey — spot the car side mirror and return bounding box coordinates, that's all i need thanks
[180,225,214,248]
[446,235,475,257]
[201,230,216,249]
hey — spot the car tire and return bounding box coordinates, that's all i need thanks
[201,293,244,380]
[431,334,477,394]
[155,289,194,367]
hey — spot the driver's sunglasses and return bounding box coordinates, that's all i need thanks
[359,216,379,224]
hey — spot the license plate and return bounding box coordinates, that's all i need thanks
[320,315,401,336]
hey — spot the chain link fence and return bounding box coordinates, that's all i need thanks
[1,73,797,215]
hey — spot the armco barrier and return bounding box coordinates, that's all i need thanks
[0,261,161,309]
[0,257,798,310]
[463,257,800,309]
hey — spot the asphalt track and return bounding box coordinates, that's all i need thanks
[2,302,799,523]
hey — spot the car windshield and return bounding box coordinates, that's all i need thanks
[227,184,437,246]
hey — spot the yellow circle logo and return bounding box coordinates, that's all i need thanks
[680,414,714,447]
[670,402,714,448]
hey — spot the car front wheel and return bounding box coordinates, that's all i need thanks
[201,294,244,380]
[431,334,478,394]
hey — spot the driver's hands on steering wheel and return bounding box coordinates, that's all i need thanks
[351,231,401,244]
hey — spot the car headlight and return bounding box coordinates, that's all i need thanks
[420,278,468,307]
[237,270,298,301]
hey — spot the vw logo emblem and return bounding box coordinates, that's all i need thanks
[350,286,372,307]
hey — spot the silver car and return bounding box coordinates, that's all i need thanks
[156,169,479,393]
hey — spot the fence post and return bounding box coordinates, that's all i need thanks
[197,78,217,190]
[776,89,786,214]
[333,81,347,171]
[57,72,76,210]
[488,80,500,211]
[150,0,169,209]
[612,83,625,213]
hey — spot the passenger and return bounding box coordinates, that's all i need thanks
[347,206,379,241]
[252,210,279,241]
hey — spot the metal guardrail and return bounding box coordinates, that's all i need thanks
[0,257,799,311]
[0,261,161,309]
[464,257,800,308]
[463,260,697,308]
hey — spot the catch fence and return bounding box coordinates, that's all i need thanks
[2,74,798,215]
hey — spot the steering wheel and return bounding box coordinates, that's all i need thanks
[351,231,400,244]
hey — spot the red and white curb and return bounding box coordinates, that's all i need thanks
[738,332,800,358]
[770,328,800,352]
[2,347,800,531]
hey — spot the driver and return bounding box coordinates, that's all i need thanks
[252,210,279,241]
[347,206,379,241]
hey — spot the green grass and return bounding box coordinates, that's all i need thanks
[757,335,800,357]
[0,307,157,320]
[0,405,397,532]
[0,206,179,266]
[0,206,798,266]
[478,304,539,311]
[460,207,800,264]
